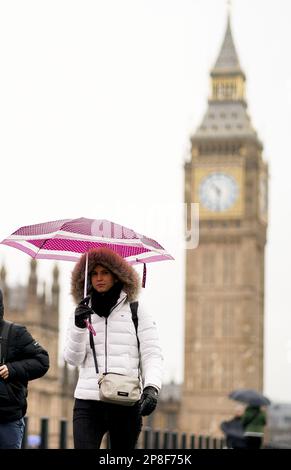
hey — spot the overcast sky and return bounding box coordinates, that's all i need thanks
[0,0,290,402]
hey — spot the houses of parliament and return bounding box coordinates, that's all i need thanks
[0,14,268,445]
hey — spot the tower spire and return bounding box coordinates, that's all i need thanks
[227,0,232,16]
[212,14,244,78]
[0,263,8,300]
[192,12,259,144]
[209,15,246,102]
[52,264,60,309]
[28,259,37,297]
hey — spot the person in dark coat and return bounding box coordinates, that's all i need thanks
[221,405,247,449]
[0,288,50,449]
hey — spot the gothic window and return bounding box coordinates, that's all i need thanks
[220,354,233,390]
[201,302,214,337]
[202,251,215,284]
[222,302,233,337]
[217,83,224,99]
[213,84,218,99]
[201,356,214,390]
[223,247,235,285]
[221,81,237,99]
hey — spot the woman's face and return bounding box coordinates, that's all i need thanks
[90,265,116,293]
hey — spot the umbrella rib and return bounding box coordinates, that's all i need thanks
[31,238,51,258]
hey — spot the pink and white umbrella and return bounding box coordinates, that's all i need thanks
[1,217,174,293]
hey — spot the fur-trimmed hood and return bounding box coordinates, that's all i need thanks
[71,248,140,304]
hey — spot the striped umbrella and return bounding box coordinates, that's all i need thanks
[1,217,174,293]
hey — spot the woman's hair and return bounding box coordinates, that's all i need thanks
[71,248,140,303]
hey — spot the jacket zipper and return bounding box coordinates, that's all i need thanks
[104,295,126,374]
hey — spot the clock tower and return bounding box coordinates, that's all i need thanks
[180,16,268,435]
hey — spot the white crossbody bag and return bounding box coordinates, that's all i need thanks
[98,372,141,406]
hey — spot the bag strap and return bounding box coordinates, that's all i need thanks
[130,301,141,379]
[0,320,13,364]
[88,314,99,375]
[130,301,139,351]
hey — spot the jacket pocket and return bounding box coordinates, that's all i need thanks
[6,382,27,408]
[0,380,10,403]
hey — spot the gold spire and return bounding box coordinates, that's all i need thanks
[210,14,246,102]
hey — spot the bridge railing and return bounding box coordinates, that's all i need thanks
[21,416,226,449]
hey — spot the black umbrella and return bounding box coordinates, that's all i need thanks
[229,389,271,407]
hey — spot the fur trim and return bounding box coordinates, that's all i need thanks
[71,248,140,304]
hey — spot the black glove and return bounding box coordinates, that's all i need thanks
[74,296,94,328]
[139,386,158,416]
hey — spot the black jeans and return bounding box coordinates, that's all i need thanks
[73,399,142,449]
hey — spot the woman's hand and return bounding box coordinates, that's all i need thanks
[74,296,94,328]
[139,386,158,416]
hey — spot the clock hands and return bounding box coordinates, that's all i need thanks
[212,184,222,210]
[199,172,238,212]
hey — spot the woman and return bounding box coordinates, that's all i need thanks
[63,248,163,449]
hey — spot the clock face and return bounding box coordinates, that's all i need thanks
[199,172,239,212]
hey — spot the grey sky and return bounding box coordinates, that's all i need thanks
[0,0,290,402]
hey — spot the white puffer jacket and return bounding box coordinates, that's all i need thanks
[63,291,163,400]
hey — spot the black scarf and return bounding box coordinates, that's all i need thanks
[90,281,123,318]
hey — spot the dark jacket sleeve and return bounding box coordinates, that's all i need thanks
[6,326,49,382]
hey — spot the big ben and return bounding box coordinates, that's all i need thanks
[181,16,268,436]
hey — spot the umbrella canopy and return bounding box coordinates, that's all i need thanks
[1,217,174,290]
[1,217,173,262]
[229,389,271,407]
